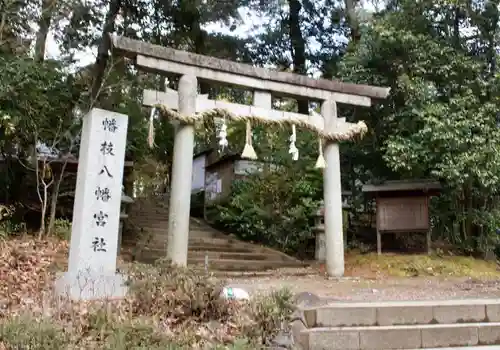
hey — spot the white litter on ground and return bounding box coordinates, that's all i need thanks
[221,286,250,300]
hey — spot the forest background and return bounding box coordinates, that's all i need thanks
[1,0,500,257]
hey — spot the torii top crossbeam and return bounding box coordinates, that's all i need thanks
[111,35,390,107]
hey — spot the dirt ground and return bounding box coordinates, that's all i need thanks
[5,237,500,307]
[121,244,500,302]
[224,271,500,301]
[220,252,500,301]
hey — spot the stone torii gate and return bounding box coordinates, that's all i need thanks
[111,36,390,277]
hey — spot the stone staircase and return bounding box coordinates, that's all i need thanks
[123,195,306,272]
[296,299,500,349]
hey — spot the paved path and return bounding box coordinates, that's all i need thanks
[225,275,500,301]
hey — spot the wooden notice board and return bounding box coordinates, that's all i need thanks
[362,180,441,255]
[376,196,429,232]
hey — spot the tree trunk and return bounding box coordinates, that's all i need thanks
[344,0,361,45]
[462,181,474,244]
[34,0,54,62]
[288,0,308,115]
[37,163,51,239]
[90,0,122,106]
[188,8,216,149]
[47,161,67,235]
[189,7,210,96]
[485,1,499,76]
[39,184,48,239]
[453,6,461,49]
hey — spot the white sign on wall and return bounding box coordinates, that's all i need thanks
[191,155,207,192]
[206,172,222,200]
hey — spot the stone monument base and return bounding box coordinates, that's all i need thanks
[55,270,128,301]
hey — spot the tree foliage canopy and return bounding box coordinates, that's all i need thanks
[2,0,500,254]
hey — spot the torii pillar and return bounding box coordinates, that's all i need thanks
[321,100,344,276]
[167,75,197,264]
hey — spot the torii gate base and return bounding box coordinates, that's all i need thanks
[111,36,390,277]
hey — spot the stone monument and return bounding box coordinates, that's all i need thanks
[55,108,129,300]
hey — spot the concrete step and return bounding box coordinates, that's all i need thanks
[303,299,500,328]
[188,251,282,261]
[128,220,216,233]
[188,257,306,271]
[135,240,258,254]
[189,230,218,238]
[188,244,255,253]
[129,216,167,223]
[129,209,169,216]
[129,228,216,240]
[136,244,259,259]
[135,251,301,270]
[128,215,223,232]
[414,347,500,350]
[134,240,168,249]
[189,237,250,246]
[127,220,168,228]
[128,212,168,218]
[300,323,500,350]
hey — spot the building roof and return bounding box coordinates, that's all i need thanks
[362,180,442,194]
[204,153,242,170]
[193,148,215,159]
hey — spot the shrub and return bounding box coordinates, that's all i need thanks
[0,239,294,349]
[209,169,322,257]
[0,315,71,349]
[52,218,71,240]
[239,288,295,345]
[96,318,179,350]
[0,312,180,349]
[127,259,231,324]
[0,205,24,239]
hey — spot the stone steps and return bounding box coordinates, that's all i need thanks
[136,251,305,271]
[414,347,500,350]
[129,209,169,217]
[127,215,167,223]
[134,228,217,240]
[129,209,166,212]
[303,299,500,327]
[298,299,500,350]
[126,200,304,272]
[127,220,168,227]
[188,237,263,247]
[302,323,500,349]
[136,238,302,270]
[189,251,281,261]
[188,257,307,271]
[189,244,255,253]
[132,238,261,253]
[128,219,222,239]
[137,249,278,262]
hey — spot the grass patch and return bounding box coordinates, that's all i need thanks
[346,251,500,278]
[0,237,295,349]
